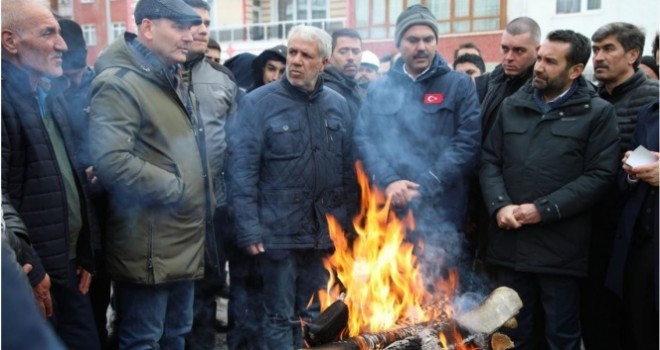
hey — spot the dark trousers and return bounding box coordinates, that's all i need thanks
[89,249,114,350]
[496,267,581,350]
[49,259,102,350]
[226,249,266,350]
[622,239,659,350]
[261,249,329,349]
[186,207,230,350]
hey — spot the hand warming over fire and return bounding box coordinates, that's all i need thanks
[385,180,421,207]
[245,242,265,256]
[496,204,522,230]
[513,203,542,225]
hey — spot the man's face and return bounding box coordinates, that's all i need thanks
[399,25,437,77]
[205,48,221,63]
[144,18,194,66]
[592,35,637,85]
[286,36,326,92]
[356,64,380,86]
[500,31,538,77]
[329,36,362,79]
[263,59,285,84]
[533,40,576,98]
[3,3,68,80]
[189,8,210,55]
[454,61,482,79]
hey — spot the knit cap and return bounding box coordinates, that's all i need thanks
[395,5,439,47]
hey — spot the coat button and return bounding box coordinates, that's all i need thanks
[497,196,504,201]
[283,125,289,131]
[559,112,564,116]
[546,208,551,212]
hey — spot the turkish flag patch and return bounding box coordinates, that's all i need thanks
[424,93,444,104]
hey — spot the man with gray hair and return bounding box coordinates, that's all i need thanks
[227,25,355,348]
[2,0,101,348]
[581,22,659,350]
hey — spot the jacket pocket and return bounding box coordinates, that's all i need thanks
[325,118,343,153]
[265,119,304,160]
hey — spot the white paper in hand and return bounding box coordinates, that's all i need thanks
[625,145,659,168]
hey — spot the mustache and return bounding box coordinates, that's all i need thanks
[594,64,608,69]
[413,52,430,59]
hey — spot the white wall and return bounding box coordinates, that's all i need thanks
[509,0,659,56]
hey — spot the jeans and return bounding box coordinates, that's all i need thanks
[49,259,101,350]
[261,249,329,349]
[114,280,194,350]
[496,267,581,350]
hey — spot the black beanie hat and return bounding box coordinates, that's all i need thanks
[395,5,439,47]
[58,19,88,69]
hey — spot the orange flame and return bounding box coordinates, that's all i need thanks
[321,162,461,340]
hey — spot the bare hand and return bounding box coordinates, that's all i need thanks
[495,205,522,230]
[385,180,421,207]
[631,155,659,187]
[77,266,93,295]
[621,151,636,178]
[33,274,53,317]
[22,263,33,275]
[245,243,265,256]
[513,203,542,225]
[85,166,98,184]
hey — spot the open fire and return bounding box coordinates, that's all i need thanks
[315,162,476,349]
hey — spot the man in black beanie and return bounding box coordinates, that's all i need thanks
[248,44,286,92]
[355,4,480,280]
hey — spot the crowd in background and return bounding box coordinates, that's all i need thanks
[1,0,658,349]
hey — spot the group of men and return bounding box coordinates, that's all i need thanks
[1,0,658,350]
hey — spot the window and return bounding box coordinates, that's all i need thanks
[355,0,504,39]
[82,24,97,46]
[81,0,94,3]
[111,23,126,42]
[277,0,327,21]
[556,0,601,14]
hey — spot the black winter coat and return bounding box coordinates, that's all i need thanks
[480,77,620,277]
[228,77,356,250]
[598,69,658,155]
[1,60,97,286]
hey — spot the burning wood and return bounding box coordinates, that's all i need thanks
[303,287,522,350]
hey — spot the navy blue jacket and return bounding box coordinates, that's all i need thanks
[227,76,356,250]
[1,60,97,286]
[354,54,481,242]
[606,101,659,305]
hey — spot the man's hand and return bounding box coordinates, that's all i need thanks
[513,203,542,225]
[631,154,659,187]
[33,273,53,317]
[621,150,636,178]
[495,205,522,230]
[77,266,93,295]
[85,166,98,184]
[22,263,33,275]
[385,180,421,207]
[245,243,265,256]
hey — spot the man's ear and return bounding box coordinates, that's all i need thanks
[569,63,585,80]
[140,19,155,41]
[321,57,329,70]
[626,47,641,66]
[2,29,20,55]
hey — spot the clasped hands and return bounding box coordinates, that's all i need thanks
[496,203,541,230]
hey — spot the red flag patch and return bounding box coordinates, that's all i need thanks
[424,93,444,104]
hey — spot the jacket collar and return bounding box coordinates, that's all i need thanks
[2,59,48,94]
[512,76,593,113]
[388,53,450,83]
[597,69,647,100]
[281,74,324,101]
[323,66,357,90]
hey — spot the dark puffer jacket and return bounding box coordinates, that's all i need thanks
[2,60,97,286]
[322,66,362,122]
[598,69,658,155]
[227,76,355,250]
[480,77,620,277]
